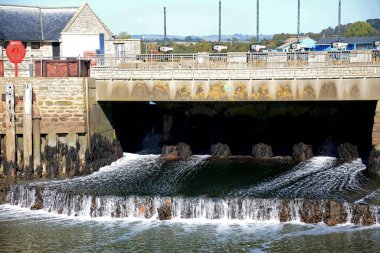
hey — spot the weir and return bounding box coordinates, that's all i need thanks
[2,57,380,245]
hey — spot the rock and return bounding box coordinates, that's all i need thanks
[90,196,97,218]
[299,200,324,224]
[293,143,313,161]
[252,143,273,159]
[338,143,359,163]
[162,143,192,159]
[211,143,231,157]
[323,201,347,226]
[112,202,121,218]
[0,175,11,204]
[30,188,44,210]
[351,204,374,226]
[368,147,380,175]
[157,200,172,220]
[177,143,192,157]
[113,139,124,160]
[162,145,178,159]
[279,200,291,223]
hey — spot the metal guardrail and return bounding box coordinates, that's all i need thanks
[1,50,380,79]
[89,51,380,80]
[90,50,380,69]
[0,56,89,77]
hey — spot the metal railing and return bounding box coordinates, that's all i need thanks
[90,50,380,69]
[1,50,380,79]
[89,50,380,80]
[0,56,90,78]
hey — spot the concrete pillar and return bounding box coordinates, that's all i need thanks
[373,101,380,146]
[41,135,47,176]
[47,133,57,147]
[32,107,42,172]
[0,137,2,174]
[78,133,87,167]
[58,134,67,175]
[46,133,57,176]
[16,136,23,170]
[23,84,33,167]
[67,133,77,148]
[369,100,380,175]
[5,83,15,176]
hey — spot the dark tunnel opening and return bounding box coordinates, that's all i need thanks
[108,101,377,158]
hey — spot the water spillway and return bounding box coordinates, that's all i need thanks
[5,154,380,225]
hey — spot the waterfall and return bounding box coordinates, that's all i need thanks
[3,153,379,226]
[5,185,380,226]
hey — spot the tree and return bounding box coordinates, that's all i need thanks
[305,32,321,41]
[343,21,376,37]
[367,19,380,31]
[118,32,132,39]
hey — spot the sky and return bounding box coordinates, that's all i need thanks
[1,0,380,36]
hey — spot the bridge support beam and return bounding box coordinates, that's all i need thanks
[372,101,380,146]
[369,101,380,175]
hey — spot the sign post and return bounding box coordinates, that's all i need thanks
[6,40,26,77]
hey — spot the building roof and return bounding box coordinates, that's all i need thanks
[0,5,77,42]
[0,30,6,41]
[316,36,380,45]
[277,36,309,50]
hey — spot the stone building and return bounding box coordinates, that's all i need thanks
[0,3,140,60]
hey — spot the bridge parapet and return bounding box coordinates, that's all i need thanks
[90,51,380,80]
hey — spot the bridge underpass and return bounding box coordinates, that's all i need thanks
[104,101,376,158]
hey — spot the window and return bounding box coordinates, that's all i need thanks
[22,42,27,48]
[31,42,40,49]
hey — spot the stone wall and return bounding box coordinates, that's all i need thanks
[64,4,112,38]
[0,78,87,135]
[105,39,141,55]
[0,77,90,175]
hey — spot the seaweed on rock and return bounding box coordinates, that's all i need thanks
[85,134,123,173]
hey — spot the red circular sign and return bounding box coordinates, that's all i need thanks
[6,40,26,64]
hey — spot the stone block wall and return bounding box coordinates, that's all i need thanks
[0,78,87,135]
[0,77,89,175]
[65,4,111,37]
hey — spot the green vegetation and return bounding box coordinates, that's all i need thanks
[343,21,377,37]
[367,19,380,31]
[117,32,132,39]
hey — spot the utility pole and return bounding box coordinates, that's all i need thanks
[218,1,221,44]
[338,0,341,42]
[257,0,260,43]
[297,0,300,43]
[164,7,167,46]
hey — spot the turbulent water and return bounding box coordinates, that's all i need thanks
[2,154,380,252]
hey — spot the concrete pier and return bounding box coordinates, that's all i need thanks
[5,83,15,175]
[23,84,32,168]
